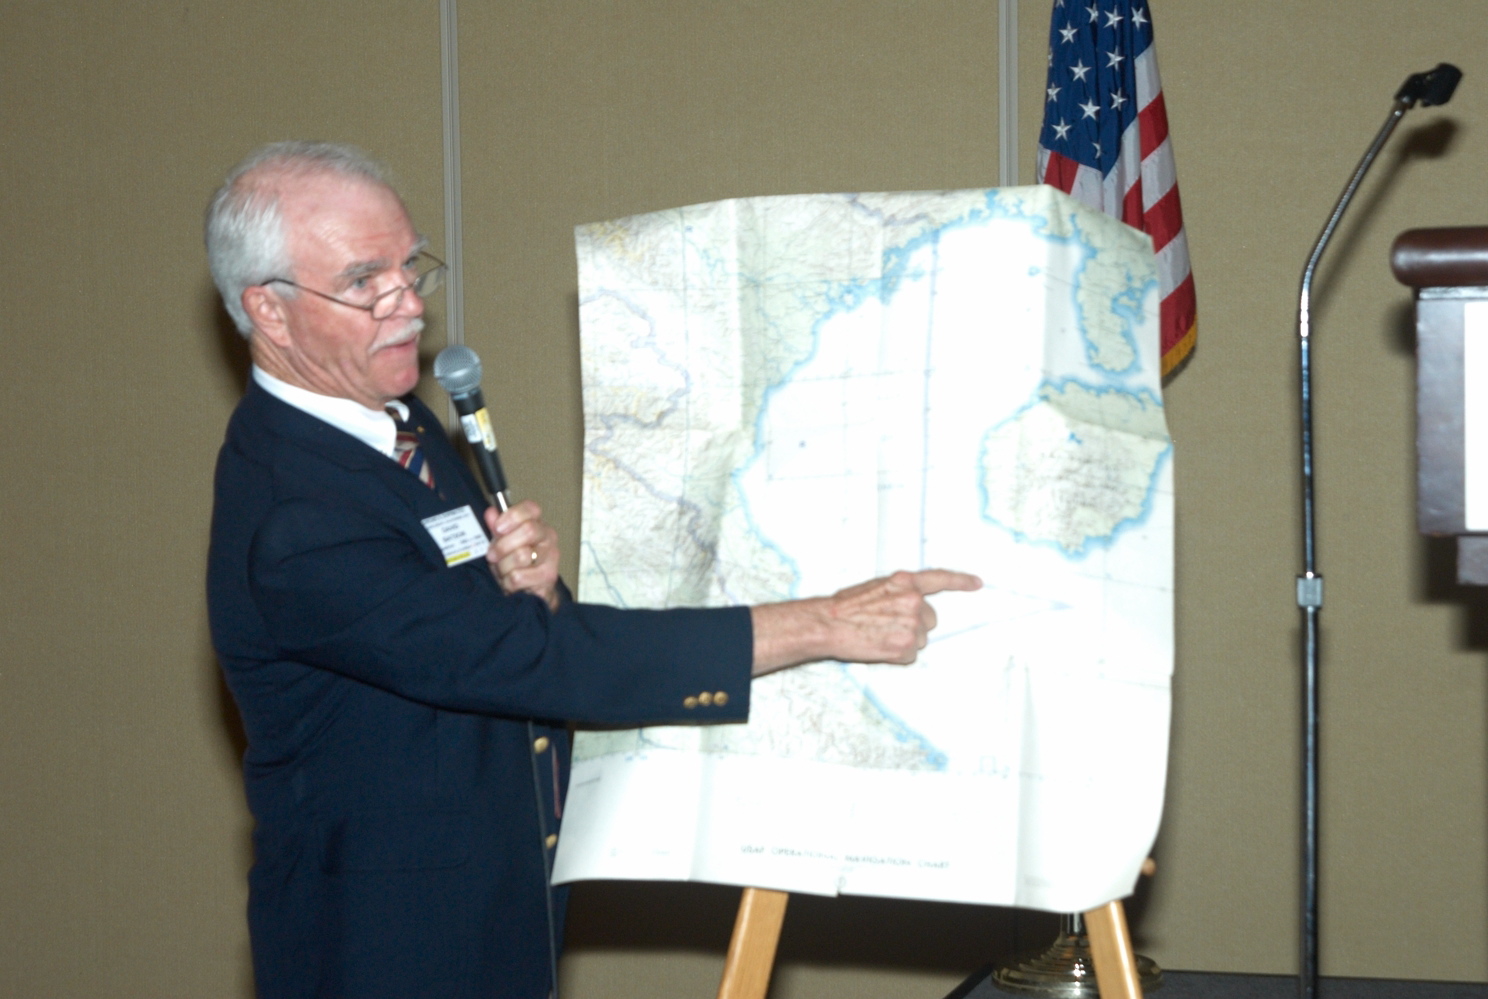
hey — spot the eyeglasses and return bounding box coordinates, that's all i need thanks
[264,251,447,320]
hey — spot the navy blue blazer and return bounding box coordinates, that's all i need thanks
[208,381,752,999]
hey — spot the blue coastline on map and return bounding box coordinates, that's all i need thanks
[736,190,1163,572]
[728,192,1083,769]
[726,191,1166,765]
[838,665,949,770]
[583,189,1165,768]
[975,380,1172,559]
[732,192,1008,601]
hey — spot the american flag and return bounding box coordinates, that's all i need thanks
[1037,0,1196,376]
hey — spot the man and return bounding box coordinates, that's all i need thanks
[205,141,979,999]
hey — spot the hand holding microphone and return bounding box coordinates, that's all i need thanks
[435,345,560,610]
[434,344,511,511]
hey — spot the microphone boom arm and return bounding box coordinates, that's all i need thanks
[1292,62,1459,999]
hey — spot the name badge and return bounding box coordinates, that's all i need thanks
[421,506,488,567]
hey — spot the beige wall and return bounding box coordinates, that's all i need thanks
[3,2,1488,996]
[0,4,444,996]
[1154,4,1488,978]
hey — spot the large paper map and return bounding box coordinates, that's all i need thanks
[552,186,1172,912]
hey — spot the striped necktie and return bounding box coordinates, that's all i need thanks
[389,412,436,489]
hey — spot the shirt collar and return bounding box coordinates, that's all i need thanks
[252,366,410,458]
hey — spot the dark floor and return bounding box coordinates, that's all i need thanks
[948,968,1488,999]
[1153,972,1488,999]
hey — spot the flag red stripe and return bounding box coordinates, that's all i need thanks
[1041,150,1082,192]
[1139,92,1169,160]
[1160,272,1197,363]
[1142,185,1184,255]
[1122,180,1145,230]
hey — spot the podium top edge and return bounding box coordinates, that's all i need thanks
[1392,226,1488,288]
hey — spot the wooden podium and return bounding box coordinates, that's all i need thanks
[1391,226,1488,583]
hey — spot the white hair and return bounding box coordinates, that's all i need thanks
[205,141,392,337]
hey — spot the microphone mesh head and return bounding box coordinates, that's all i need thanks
[434,345,483,396]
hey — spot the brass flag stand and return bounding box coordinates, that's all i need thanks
[990,859,1160,998]
[991,910,1161,998]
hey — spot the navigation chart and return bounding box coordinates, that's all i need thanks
[552,187,1173,913]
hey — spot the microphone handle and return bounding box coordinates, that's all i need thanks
[450,389,511,512]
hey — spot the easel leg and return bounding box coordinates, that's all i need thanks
[1083,900,1142,999]
[716,888,790,999]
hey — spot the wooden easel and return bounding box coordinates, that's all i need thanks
[715,888,791,999]
[714,888,1146,999]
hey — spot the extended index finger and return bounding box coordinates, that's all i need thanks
[909,568,983,595]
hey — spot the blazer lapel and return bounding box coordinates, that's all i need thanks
[237,382,490,565]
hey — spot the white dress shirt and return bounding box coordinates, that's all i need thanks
[252,366,411,460]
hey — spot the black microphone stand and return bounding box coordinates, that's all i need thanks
[1293,62,1459,999]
